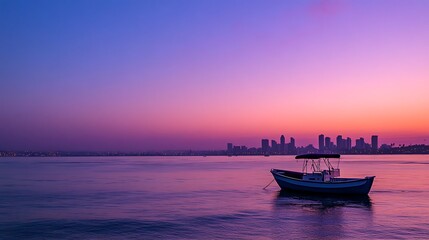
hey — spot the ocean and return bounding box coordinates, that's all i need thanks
[1,155,429,239]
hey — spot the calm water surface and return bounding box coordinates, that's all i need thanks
[1,155,429,239]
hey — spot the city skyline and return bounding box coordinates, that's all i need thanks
[224,134,429,156]
[2,132,429,157]
[227,134,382,155]
[1,1,429,151]
[0,131,427,152]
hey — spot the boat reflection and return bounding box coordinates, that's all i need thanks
[275,190,373,210]
[270,190,374,239]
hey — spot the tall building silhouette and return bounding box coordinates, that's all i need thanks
[280,135,286,154]
[280,135,285,145]
[371,135,378,152]
[227,143,233,153]
[289,137,296,154]
[336,135,345,152]
[318,134,325,153]
[346,137,352,151]
[271,140,278,154]
[325,137,332,151]
[261,139,269,154]
[356,137,365,151]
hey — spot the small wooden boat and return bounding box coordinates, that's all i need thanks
[271,154,375,195]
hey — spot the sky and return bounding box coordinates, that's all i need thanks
[1,0,429,151]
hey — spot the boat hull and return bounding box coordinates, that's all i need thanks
[271,169,375,195]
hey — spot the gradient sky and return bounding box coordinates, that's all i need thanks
[1,0,429,151]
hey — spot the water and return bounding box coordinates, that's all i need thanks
[1,155,429,239]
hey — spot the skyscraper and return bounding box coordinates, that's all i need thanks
[290,137,295,148]
[336,135,345,152]
[318,134,325,153]
[280,135,285,145]
[346,137,352,151]
[356,137,365,151]
[261,139,269,154]
[280,135,286,154]
[325,137,331,151]
[227,143,233,153]
[289,137,296,154]
[271,140,278,154]
[371,135,378,152]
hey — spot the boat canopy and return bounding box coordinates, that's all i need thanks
[295,153,341,159]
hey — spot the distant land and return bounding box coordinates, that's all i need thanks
[1,134,429,157]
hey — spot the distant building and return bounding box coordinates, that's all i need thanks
[318,134,325,153]
[336,135,344,152]
[280,135,286,154]
[240,146,247,154]
[233,146,241,155]
[325,137,332,151]
[379,144,392,153]
[227,143,233,153]
[289,137,296,154]
[346,137,352,151]
[365,143,371,152]
[371,135,378,152]
[297,144,318,154]
[271,140,278,154]
[355,137,365,151]
[261,139,270,153]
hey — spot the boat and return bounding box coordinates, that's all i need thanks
[270,153,375,195]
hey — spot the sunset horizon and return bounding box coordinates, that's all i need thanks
[2,1,429,152]
[1,132,427,152]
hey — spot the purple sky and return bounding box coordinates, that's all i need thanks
[1,0,429,151]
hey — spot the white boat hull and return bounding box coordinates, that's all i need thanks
[271,169,375,195]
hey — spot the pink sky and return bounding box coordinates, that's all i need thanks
[1,0,429,151]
